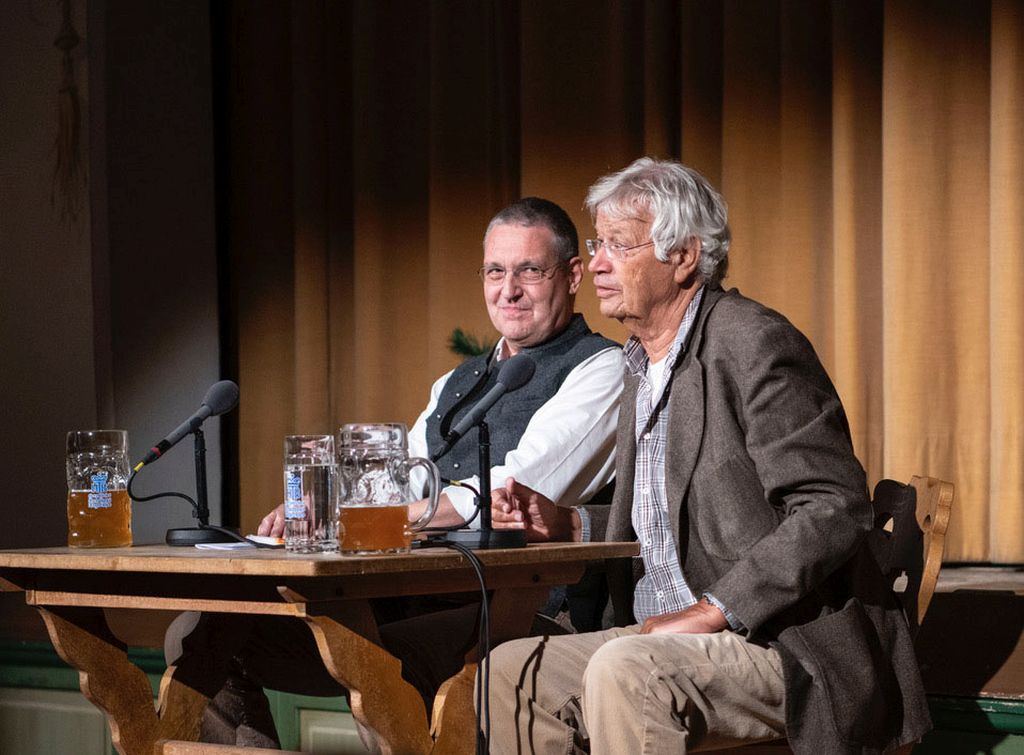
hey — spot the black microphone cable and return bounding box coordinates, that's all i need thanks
[417,538,492,753]
[127,468,277,548]
[419,478,484,533]
[127,467,198,517]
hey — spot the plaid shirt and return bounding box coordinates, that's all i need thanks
[625,288,741,628]
[627,289,703,623]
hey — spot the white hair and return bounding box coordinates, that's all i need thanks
[585,157,731,286]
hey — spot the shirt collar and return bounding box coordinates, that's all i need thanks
[494,313,588,363]
[623,286,705,377]
[494,338,510,363]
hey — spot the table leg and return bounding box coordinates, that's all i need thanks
[37,605,208,755]
[297,600,434,755]
[430,584,551,755]
[430,664,477,751]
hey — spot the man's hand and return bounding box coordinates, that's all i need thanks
[490,477,580,542]
[407,494,472,529]
[640,598,729,635]
[258,503,286,537]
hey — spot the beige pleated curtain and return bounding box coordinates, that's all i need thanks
[225,0,1024,563]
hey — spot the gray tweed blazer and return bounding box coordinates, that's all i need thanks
[587,286,931,754]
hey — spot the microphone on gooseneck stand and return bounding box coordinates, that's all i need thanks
[420,355,536,753]
[442,353,535,549]
[430,354,536,463]
[128,380,250,546]
[135,380,240,469]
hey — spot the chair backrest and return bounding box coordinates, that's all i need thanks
[725,477,954,755]
[871,475,954,634]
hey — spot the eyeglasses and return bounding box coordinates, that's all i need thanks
[585,239,655,260]
[478,262,565,284]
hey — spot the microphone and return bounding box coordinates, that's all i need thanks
[136,380,239,468]
[430,354,535,462]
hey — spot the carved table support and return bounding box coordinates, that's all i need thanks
[430,584,552,755]
[37,605,208,755]
[279,590,434,755]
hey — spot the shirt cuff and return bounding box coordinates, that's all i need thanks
[703,592,744,631]
[573,506,591,543]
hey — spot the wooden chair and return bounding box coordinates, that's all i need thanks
[724,475,955,754]
[870,475,954,635]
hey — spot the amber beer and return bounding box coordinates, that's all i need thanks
[67,489,133,547]
[339,504,411,554]
[66,429,133,548]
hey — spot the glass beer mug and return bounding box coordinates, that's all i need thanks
[337,423,440,554]
[66,430,133,547]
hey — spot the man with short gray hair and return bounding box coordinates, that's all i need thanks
[487,158,930,753]
[169,197,624,748]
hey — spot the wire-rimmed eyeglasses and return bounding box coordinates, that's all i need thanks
[585,239,655,260]
[478,262,565,284]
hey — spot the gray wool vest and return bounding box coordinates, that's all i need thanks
[426,314,618,481]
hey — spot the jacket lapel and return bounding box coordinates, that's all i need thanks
[665,354,705,539]
[609,371,639,540]
[664,287,724,537]
[610,287,727,543]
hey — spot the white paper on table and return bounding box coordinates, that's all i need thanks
[194,535,285,550]
[194,541,255,550]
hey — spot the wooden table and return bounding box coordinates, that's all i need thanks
[0,542,637,755]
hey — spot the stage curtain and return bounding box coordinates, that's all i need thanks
[223,0,1024,562]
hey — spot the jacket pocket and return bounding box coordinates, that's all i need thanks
[779,598,895,748]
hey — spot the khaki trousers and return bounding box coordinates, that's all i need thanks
[486,626,786,755]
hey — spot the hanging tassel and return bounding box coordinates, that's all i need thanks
[52,0,84,224]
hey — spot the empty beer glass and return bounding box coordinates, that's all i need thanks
[66,430,132,548]
[337,423,440,555]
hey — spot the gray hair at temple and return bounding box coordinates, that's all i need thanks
[585,157,731,286]
[484,197,580,263]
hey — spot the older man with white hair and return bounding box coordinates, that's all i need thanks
[487,158,930,754]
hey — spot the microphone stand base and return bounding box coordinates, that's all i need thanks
[166,526,240,547]
[444,528,528,549]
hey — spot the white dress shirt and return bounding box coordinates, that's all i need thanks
[408,340,623,527]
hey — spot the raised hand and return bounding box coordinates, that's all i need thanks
[490,477,580,542]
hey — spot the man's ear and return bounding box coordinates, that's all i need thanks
[567,256,584,294]
[672,237,701,284]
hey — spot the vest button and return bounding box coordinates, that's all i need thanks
[435,414,441,420]
[453,462,460,469]
[455,392,461,398]
[473,370,480,376]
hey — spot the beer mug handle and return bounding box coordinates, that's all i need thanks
[407,456,441,531]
